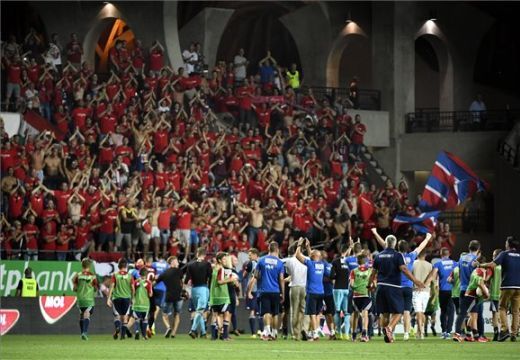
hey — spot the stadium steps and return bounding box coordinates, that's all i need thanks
[23,110,66,141]
[360,145,390,187]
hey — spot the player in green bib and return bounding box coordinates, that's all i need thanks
[450,266,461,315]
[424,280,440,337]
[107,258,133,340]
[463,267,490,341]
[349,254,373,342]
[73,258,98,340]
[489,249,502,341]
[132,267,153,340]
[209,252,235,340]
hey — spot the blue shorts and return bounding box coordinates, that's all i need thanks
[113,298,131,316]
[246,292,259,313]
[259,292,280,316]
[153,289,166,307]
[305,293,324,315]
[211,303,230,314]
[162,300,183,315]
[333,289,349,313]
[133,310,148,320]
[191,286,209,311]
[376,285,404,314]
[323,295,335,315]
[402,287,413,312]
[78,306,94,317]
[462,295,482,314]
[353,297,372,312]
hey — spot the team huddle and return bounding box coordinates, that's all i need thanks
[72,232,520,344]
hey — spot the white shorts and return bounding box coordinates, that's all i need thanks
[151,226,160,238]
[412,290,430,313]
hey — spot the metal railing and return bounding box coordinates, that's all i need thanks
[310,86,382,110]
[498,140,519,169]
[438,210,490,233]
[405,109,520,133]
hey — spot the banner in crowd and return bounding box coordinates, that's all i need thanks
[0,261,82,297]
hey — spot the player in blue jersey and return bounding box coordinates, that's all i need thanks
[330,242,353,340]
[375,232,431,340]
[345,241,364,337]
[321,251,336,340]
[453,240,481,342]
[369,229,425,343]
[151,255,169,336]
[247,242,285,341]
[481,236,520,342]
[431,247,458,339]
[243,248,263,337]
[295,238,325,341]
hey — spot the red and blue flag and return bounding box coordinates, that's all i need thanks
[392,211,441,234]
[419,151,488,211]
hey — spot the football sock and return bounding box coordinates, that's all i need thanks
[84,318,90,334]
[258,317,264,332]
[249,316,256,334]
[141,320,148,336]
[223,320,229,339]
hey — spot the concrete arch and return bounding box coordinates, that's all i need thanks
[83,3,127,68]
[326,23,368,88]
[415,21,454,111]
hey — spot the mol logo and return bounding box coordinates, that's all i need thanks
[39,296,76,324]
[0,309,20,336]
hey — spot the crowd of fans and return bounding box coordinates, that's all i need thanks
[0,32,456,262]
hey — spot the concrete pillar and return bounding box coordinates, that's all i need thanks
[371,2,416,184]
[163,1,183,69]
[279,3,331,86]
[179,8,235,70]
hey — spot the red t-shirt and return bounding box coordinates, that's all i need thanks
[149,51,164,71]
[352,123,366,144]
[100,113,117,134]
[176,209,192,230]
[7,63,22,84]
[158,208,172,230]
[23,223,39,250]
[100,209,118,233]
[71,107,90,131]
[41,226,57,251]
[8,194,23,218]
[53,190,72,216]
[75,224,90,249]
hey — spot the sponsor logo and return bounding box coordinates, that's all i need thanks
[0,309,20,336]
[39,296,76,324]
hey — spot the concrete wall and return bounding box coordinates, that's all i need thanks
[352,110,390,147]
[494,155,520,243]
[279,3,331,86]
[400,131,506,172]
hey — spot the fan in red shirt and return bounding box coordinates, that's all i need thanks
[350,114,367,158]
[40,222,57,260]
[149,41,165,73]
[23,215,40,259]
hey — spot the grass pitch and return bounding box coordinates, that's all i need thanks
[1,334,518,360]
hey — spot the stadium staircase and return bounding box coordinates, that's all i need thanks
[359,144,391,188]
[23,110,66,141]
